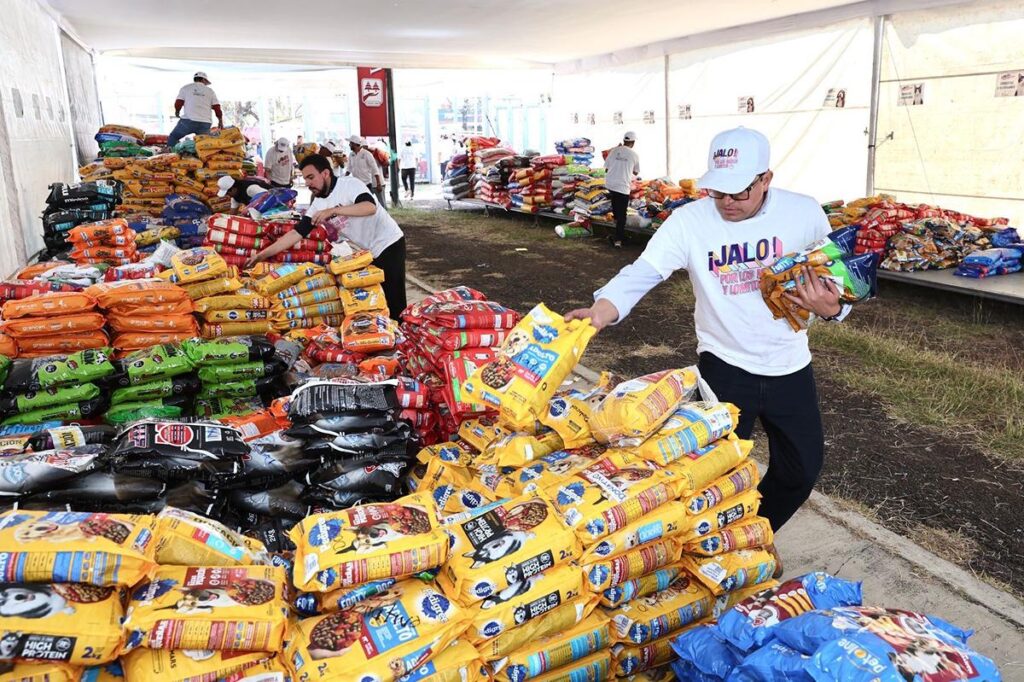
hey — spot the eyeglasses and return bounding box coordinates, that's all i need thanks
[708,173,766,201]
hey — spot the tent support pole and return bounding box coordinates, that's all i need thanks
[866,14,885,196]
[663,55,671,177]
[386,68,400,208]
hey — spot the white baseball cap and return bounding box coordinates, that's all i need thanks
[347,135,365,146]
[216,175,236,196]
[623,131,637,142]
[698,127,771,194]
[194,71,210,83]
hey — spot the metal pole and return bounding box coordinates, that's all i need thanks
[866,14,885,196]
[386,68,400,208]
[663,54,671,178]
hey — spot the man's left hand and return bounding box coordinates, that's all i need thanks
[784,266,842,318]
[311,207,336,225]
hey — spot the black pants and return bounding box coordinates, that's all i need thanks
[373,237,407,320]
[270,180,291,189]
[697,352,825,532]
[401,168,416,195]
[609,190,629,242]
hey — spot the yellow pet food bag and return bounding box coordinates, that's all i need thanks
[631,402,739,466]
[170,247,229,285]
[680,517,774,557]
[289,492,449,593]
[589,369,700,447]
[540,373,615,449]
[253,263,323,296]
[121,647,270,682]
[201,321,274,338]
[328,248,374,275]
[583,539,682,593]
[531,651,611,682]
[547,457,677,544]
[479,429,565,468]
[286,580,472,681]
[124,565,289,651]
[464,304,596,430]
[154,507,270,566]
[202,308,270,323]
[181,276,243,300]
[0,583,125,665]
[662,435,753,498]
[580,501,687,563]
[505,444,609,495]
[339,266,385,289]
[607,575,713,644]
[408,458,498,517]
[274,273,336,300]
[680,548,776,596]
[612,631,681,678]
[624,664,676,682]
[194,290,271,313]
[339,284,389,315]
[400,639,487,682]
[415,440,478,470]
[439,493,582,605]
[0,510,156,586]
[492,614,610,682]
[478,596,599,662]
[681,459,760,515]
[600,565,687,609]
[0,662,81,682]
[457,415,511,453]
[277,286,341,309]
[680,489,761,542]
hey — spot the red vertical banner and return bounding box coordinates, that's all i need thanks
[357,67,389,137]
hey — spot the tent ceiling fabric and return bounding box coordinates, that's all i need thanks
[44,0,863,67]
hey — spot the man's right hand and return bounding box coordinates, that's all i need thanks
[564,298,620,331]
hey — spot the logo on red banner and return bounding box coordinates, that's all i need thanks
[357,67,389,137]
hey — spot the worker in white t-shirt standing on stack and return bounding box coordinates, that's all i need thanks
[167,72,224,148]
[347,135,386,208]
[603,131,640,248]
[263,137,295,188]
[568,127,853,576]
[399,141,419,200]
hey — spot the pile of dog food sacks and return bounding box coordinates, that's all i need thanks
[823,195,1021,277]
[0,254,1001,679]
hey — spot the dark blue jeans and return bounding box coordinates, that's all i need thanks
[167,118,212,147]
[698,352,825,531]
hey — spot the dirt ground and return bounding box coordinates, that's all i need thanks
[395,203,1024,597]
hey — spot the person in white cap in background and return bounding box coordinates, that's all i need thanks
[348,135,386,207]
[567,127,852,573]
[604,131,640,248]
[217,175,272,210]
[263,137,295,188]
[167,72,224,148]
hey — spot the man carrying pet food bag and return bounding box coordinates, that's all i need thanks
[567,127,850,574]
[244,154,406,317]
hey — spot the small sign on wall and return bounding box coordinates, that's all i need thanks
[678,104,692,120]
[643,110,655,124]
[823,88,848,108]
[613,111,624,125]
[995,71,1024,97]
[898,83,925,106]
[738,96,755,113]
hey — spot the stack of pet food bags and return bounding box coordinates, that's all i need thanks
[41,180,122,258]
[465,136,501,177]
[471,144,516,204]
[670,572,1001,681]
[882,216,1005,272]
[443,153,472,201]
[184,335,287,422]
[286,492,478,681]
[65,218,139,266]
[204,212,273,267]
[760,226,879,332]
[0,291,108,359]
[573,177,613,222]
[508,164,555,214]
[474,164,513,207]
[253,262,344,334]
[552,163,589,215]
[643,179,700,231]
[556,137,596,166]
[955,246,1024,278]
[0,347,114,426]
[101,343,200,424]
[400,287,521,440]
[108,153,184,219]
[194,127,246,195]
[96,123,151,159]
[162,193,212,249]
[330,245,394,340]
[85,276,196,355]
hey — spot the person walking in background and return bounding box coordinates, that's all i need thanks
[263,137,295,188]
[348,135,386,208]
[604,131,640,248]
[167,72,223,148]
[399,141,418,199]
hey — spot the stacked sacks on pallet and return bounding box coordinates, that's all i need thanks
[168,247,273,339]
[41,180,122,257]
[0,347,114,425]
[573,176,613,222]
[556,137,596,166]
[161,193,211,250]
[85,278,196,355]
[184,336,287,423]
[253,262,343,334]
[0,291,108,359]
[443,153,472,201]
[66,219,139,266]
[508,165,554,214]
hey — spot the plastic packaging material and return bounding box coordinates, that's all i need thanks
[288,379,399,422]
[110,420,249,483]
[154,506,270,566]
[0,445,106,498]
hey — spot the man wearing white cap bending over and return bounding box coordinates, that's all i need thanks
[167,72,224,148]
[567,127,851,570]
[263,138,295,188]
[217,175,272,210]
[604,131,640,248]
[348,135,385,204]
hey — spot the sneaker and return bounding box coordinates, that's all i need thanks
[607,236,623,248]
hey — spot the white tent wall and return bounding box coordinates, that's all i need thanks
[0,0,78,274]
[61,31,102,165]
[666,18,874,202]
[874,0,1024,226]
[551,58,668,178]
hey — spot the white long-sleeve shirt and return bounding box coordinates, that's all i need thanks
[595,188,848,376]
